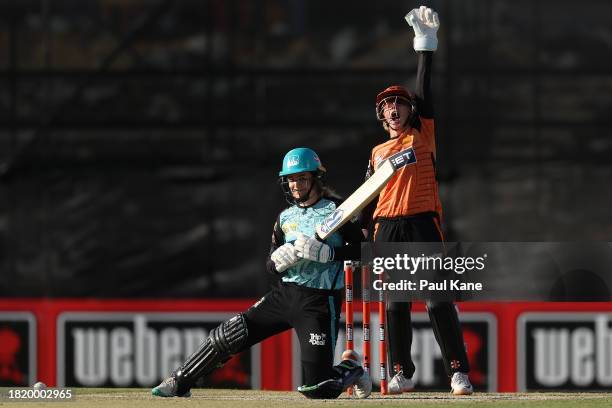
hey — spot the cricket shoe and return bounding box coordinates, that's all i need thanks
[151,375,192,398]
[352,370,372,398]
[387,370,415,395]
[450,372,473,395]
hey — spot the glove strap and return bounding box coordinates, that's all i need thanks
[414,36,438,51]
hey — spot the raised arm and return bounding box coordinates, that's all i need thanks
[405,6,439,119]
[415,52,434,119]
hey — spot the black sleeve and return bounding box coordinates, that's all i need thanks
[414,51,434,119]
[328,198,365,262]
[333,218,365,261]
[265,214,285,274]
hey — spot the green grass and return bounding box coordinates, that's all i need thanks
[1,388,611,408]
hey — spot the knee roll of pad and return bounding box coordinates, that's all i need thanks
[211,313,249,354]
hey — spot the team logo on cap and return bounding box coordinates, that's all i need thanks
[287,155,300,167]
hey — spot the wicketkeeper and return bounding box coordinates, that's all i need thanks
[361,6,474,395]
[152,147,371,399]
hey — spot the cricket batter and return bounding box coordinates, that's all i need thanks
[362,6,473,395]
[152,147,371,399]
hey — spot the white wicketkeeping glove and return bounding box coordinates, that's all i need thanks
[405,5,440,51]
[270,243,299,273]
[294,232,334,263]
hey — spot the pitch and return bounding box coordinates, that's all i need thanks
[3,388,611,408]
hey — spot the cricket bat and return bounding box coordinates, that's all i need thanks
[316,147,416,240]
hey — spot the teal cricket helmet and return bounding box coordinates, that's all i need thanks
[279,147,326,177]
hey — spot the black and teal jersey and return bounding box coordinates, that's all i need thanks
[266,196,364,290]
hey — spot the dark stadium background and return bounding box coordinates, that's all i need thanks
[0,0,610,298]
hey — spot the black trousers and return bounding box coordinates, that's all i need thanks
[374,214,470,378]
[241,281,343,385]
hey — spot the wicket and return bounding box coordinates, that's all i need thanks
[344,260,388,395]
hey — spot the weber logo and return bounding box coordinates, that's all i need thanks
[388,148,417,170]
[0,312,36,387]
[518,313,612,391]
[292,312,496,391]
[57,312,259,388]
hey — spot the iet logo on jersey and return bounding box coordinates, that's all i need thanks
[309,333,327,346]
[388,147,417,169]
[319,209,344,234]
[287,155,300,168]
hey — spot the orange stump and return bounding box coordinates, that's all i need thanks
[378,272,388,394]
[361,264,371,376]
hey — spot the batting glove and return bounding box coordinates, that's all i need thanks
[270,243,299,273]
[294,233,334,263]
[405,5,439,51]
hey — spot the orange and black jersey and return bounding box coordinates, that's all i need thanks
[362,51,443,227]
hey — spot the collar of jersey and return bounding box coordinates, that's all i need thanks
[295,196,325,209]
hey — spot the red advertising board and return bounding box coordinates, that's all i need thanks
[1,299,611,392]
[0,312,36,387]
